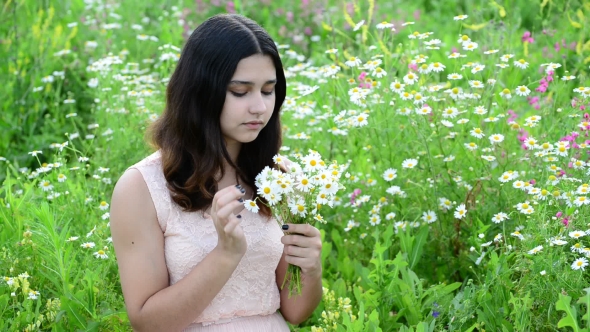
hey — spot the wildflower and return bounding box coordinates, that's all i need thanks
[99,201,109,210]
[499,88,512,99]
[351,113,369,127]
[462,41,478,51]
[569,230,586,239]
[447,73,463,80]
[376,21,394,29]
[382,168,397,181]
[353,20,365,31]
[81,242,95,249]
[454,204,467,219]
[429,62,445,72]
[369,214,381,226]
[515,201,534,214]
[56,174,67,183]
[470,127,485,138]
[492,212,509,223]
[513,59,529,69]
[500,54,515,62]
[453,14,468,20]
[515,86,531,97]
[66,236,79,242]
[403,72,419,85]
[372,67,387,78]
[469,80,484,89]
[39,180,53,192]
[457,34,471,44]
[528,245,543,255]
[288,197,307,217]
[421,210,437,223]
[481,155,496,162]
[571,257,589,271]
[402,158,418,169]
[438,197,454,210]
[511,230,524,240]
[345,57,362,67]
[416,105,432,115]
[240,199,258,213]
[93,250,109,259]
[574,196,589,207]
[28,290,40,300]
[572,243,583,253]
[443,155,455,162]
[464,142,478,151]
[489,134,504,144]
[390,81,405,93]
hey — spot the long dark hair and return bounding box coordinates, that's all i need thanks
[149,14,286,217]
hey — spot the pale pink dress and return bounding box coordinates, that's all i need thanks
[129,151,290,332]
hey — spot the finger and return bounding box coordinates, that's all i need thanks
[284,244,317,258]
[223,215,242,234]
[284,255,317,270]
[283,223,320,237]
[216,199,246,220]
[216,187,245,209]
[282,234,322,249]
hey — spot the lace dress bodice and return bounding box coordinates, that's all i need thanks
[129,151,289,331]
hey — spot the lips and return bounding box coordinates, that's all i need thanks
[243,121,264,130]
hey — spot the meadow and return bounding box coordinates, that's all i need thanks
[1,0,590,330]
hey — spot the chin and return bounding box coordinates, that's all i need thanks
[235,133,261,144]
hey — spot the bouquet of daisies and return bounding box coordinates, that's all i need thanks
[243,150,346,297]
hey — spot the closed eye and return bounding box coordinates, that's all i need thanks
[230,90,274,97]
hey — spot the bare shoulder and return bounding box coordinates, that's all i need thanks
[110,168,168,320]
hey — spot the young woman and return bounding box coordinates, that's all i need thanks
[110,14,323,332]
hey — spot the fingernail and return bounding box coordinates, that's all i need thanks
[239,188,246,193]
[282,224,289,230]
[236,214,242,219]
[235,184,241,188]
[238,198,244,203]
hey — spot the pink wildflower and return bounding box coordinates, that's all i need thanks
[521,31,534,43]
[350,188,362,205]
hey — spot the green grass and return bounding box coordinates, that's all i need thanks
[1,0,590,330]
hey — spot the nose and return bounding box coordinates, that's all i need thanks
[249,92,268,114]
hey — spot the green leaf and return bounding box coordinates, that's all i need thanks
[577,288,590,324]
[0,294,9,317]
[409,226,429,269]
[556,293,580,331]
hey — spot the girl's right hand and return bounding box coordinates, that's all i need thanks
[211,185,248,258]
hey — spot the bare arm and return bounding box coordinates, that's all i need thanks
[276,224,323,325]
[110,169,247,332]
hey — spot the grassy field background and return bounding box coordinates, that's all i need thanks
[1,0,590,330]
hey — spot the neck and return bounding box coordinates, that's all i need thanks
[225,140,242,164]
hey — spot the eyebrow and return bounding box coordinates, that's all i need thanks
[228,79,277,86]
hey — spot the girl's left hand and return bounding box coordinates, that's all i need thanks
[281,224,323,277]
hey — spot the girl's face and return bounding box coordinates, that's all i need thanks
[220,54,277,147]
